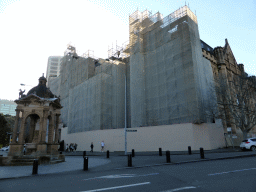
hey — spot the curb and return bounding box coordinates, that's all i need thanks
[1,153,255,180]
[114,153,256,170]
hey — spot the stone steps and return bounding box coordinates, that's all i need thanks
[10,159,35,166]
[12,155,36,159]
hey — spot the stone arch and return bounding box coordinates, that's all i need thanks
[23,112,42,121]
[24,113,41,144]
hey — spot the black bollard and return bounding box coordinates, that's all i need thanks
[132,149,135,157]
[200,147,204,159]
[107,150,109,158]
[32,159,38,175]
[166,150,171,163]
[83,156,88,171]
[128,154,132,167]
[83,151,86,157]
[159,148,162,156]
[188,146,192,155]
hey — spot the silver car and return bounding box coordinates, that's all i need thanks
[1,146,9,151]
[240,138,256,151]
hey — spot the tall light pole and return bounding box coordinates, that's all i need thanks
[124,72,127,155]
[20,84,33,87]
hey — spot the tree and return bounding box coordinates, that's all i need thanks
[0,114,11,146]
[215,73,256,140]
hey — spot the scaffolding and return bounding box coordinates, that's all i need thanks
[128,5,212,128]
[108,41,130,60]
[81,50,99,61]
[64,44,78,58]
[128,5,197,55]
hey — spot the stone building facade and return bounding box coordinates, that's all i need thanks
[202,39,256,143]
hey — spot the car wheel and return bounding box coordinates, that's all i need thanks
[241,148,246,151]
[250,146,256,151]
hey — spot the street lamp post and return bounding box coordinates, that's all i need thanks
[124,73,127,155]
[20,84,33,87]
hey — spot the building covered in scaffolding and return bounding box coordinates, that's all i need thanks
[47,5,256,151]
[49,44,127,133]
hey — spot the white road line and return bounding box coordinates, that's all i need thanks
[80,182,150,192]
[83,173,159,181]
[208,168,256,176]
[161,186,197,192]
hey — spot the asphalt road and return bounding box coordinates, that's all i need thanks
[1,157,256,192]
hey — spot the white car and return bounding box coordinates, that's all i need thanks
[240,138,256,151]
[1,146,9,151]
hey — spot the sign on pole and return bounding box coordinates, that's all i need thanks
[126,130,137,132]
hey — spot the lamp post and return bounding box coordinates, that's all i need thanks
[124,72,127,155]
[20,84,33,87]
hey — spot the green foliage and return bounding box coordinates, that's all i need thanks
[0,113,13,146]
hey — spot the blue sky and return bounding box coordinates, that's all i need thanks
[0,0,255,100]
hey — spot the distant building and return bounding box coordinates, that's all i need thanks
[0,99,17,116]
[46,56,63,86]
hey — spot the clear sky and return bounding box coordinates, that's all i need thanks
[0,0,255,101]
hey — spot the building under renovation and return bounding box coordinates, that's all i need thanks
[48,5,255,151]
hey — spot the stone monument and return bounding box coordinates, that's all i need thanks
[2,75,64,165]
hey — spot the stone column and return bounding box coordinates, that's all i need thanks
[54,114,60,144]
[17,115,26,144]
[39,110,48,143]
[12,109,20,144]
[47,115,54,144]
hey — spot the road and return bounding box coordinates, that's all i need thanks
[1,157,256,192]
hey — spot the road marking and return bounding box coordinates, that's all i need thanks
[83,173,159,181]
[208,168,256,176]
[80,182,150,192]
[161,186,196,192]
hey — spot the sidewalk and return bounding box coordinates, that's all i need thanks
[1,148,256,180]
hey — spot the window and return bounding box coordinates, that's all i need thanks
[50,66,58,70]
[50,70,58,73]
[51,58,59,62]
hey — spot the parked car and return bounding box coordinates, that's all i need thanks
[240,138,256,151]
[1,146,9,151]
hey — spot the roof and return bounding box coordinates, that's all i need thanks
[200,40,214,55]
[27,84,55,98]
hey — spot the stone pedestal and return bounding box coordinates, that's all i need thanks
[8,144,24,156]
[36,144,47,155]
[47,144,59,155]
[26,143,37,155]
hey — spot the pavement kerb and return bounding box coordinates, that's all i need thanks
[62,148,243,156]
[1,152,256,180]
[114,153,256,170]
[0,168,86,181]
